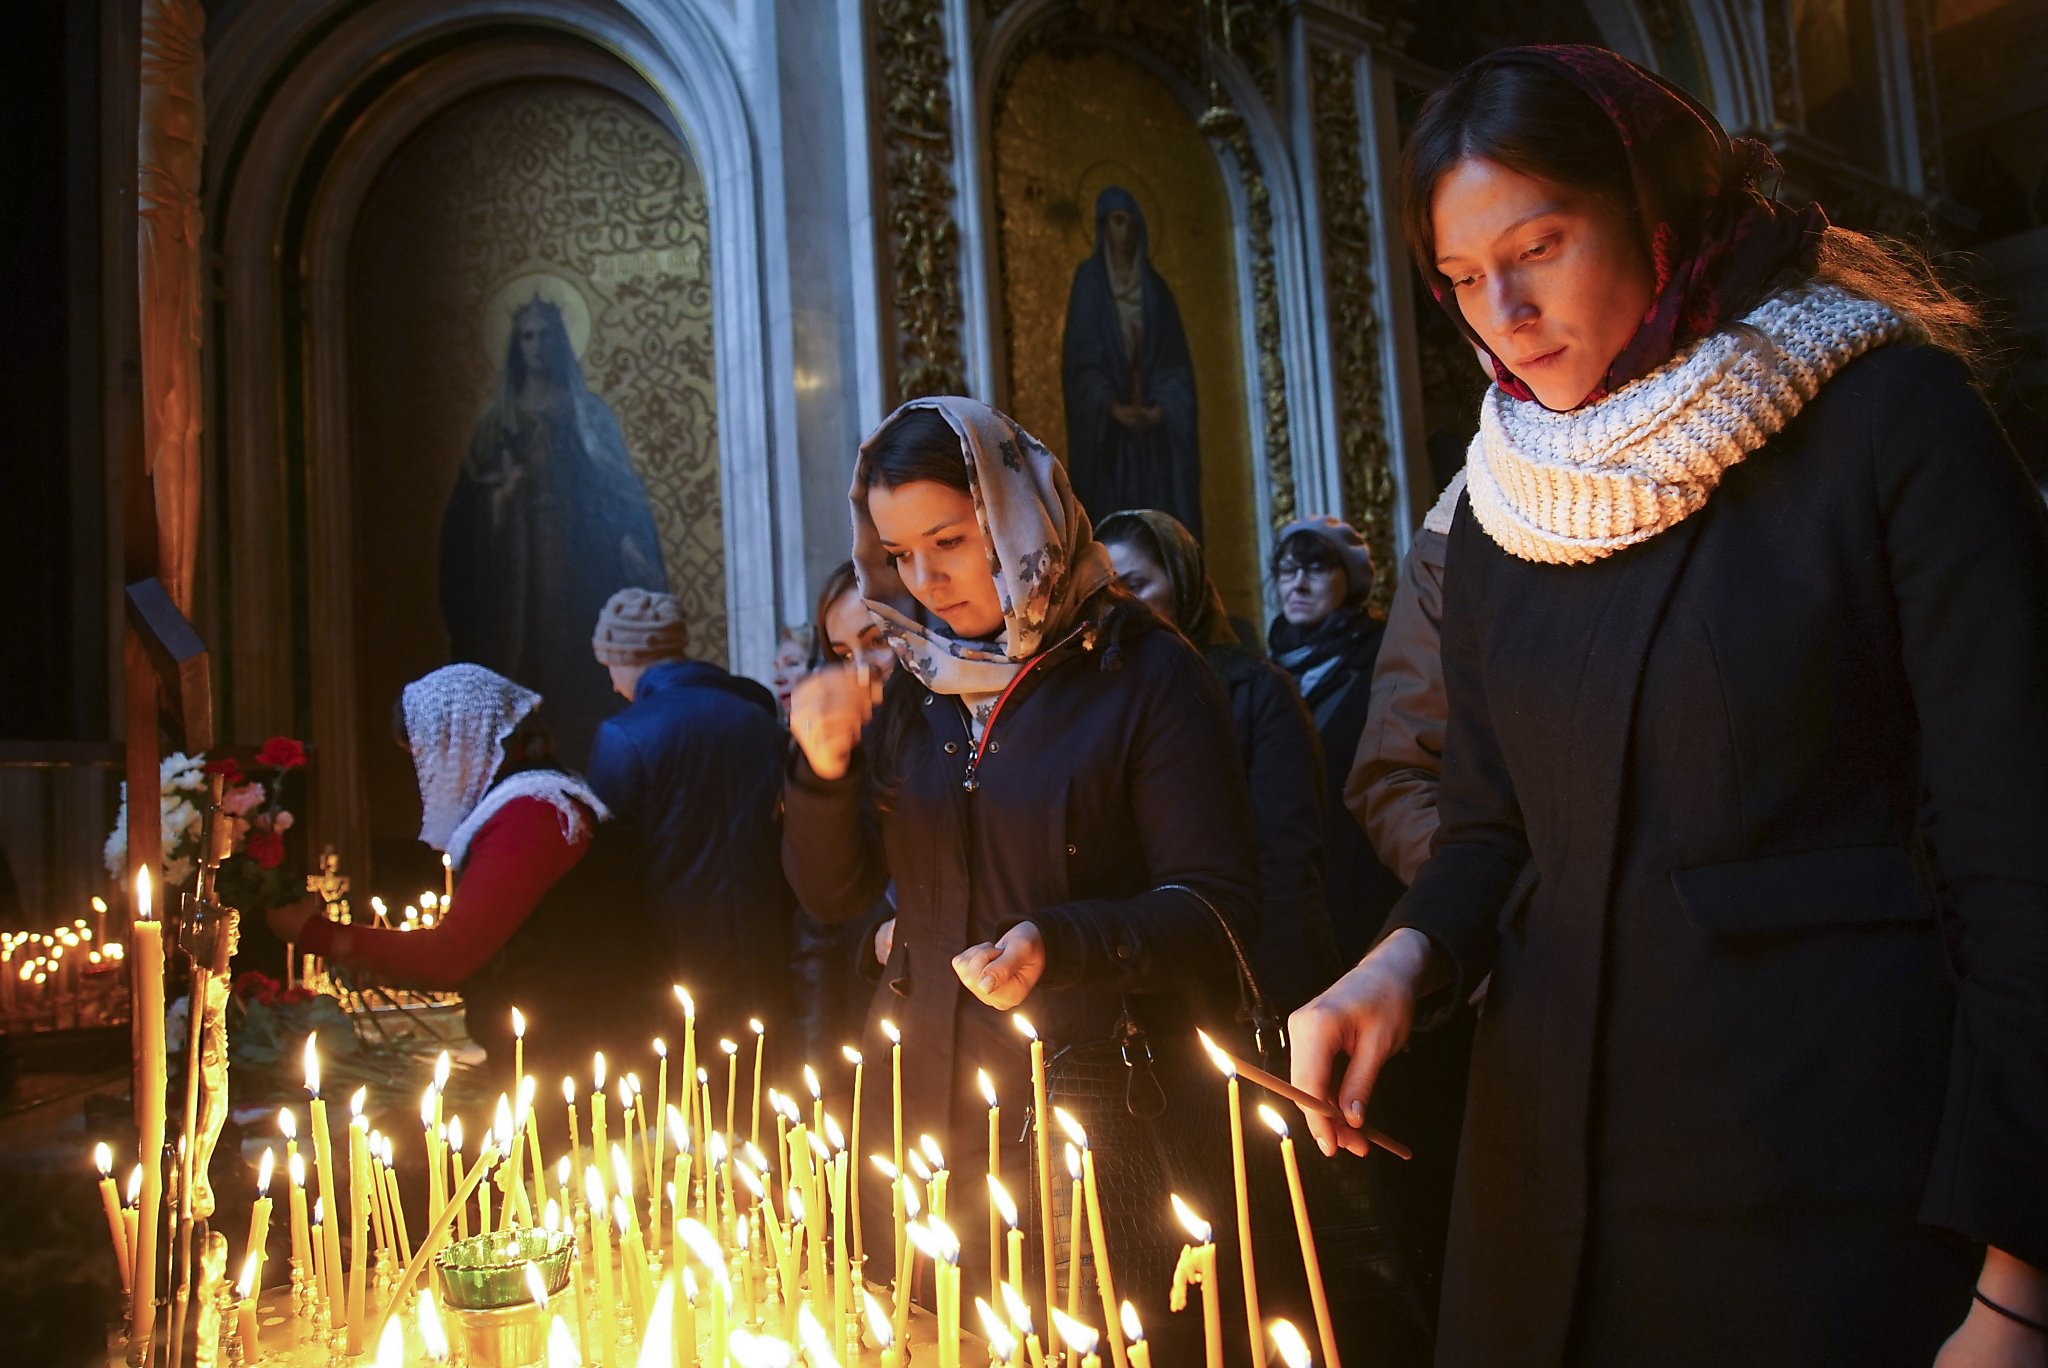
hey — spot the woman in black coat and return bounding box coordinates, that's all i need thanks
[784,398,1258,1338]
[1289,47,2048,1368]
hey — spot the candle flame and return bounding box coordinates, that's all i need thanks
[1054,1106,1087,1149]
[744,1141,768,1171]
[495,1095,514,1142]
[613,1194,632,1235]
[880,1018,901,1045]
[236,1250,259,1299]
[135,866,153,923]
[302,1034,320,1096]
[864,1290,894,1347]
[803,1064,821,1099]
[1065,1142,1082,1182]
[978,1298,1020,1360]
[350,1086,368,1118]
[545,1198,560,1231]
[677,1217,723,1274]
[788,1184,807,1223]
[288,1151,306,1189]
[638,1280,676,1368]
[903,1181,922,1220]
[1011,1013,1038,1042]
[1050,1308,1099,1357]
[1120,1300,1145,1344]
[798,1303,842,1368]
[257,1146,275,1194]
[522,1261,549,1311]
[823,1114,846,1150]
[807,1132,832,1163]
[719,1038,739,1057]
[1171,1192,1212,1244]
[1271,1318,1313,1368]
[1257,1103,1289,1138]
[904,1219,939,1261]
[618,1078,633,1111]
[919,1134,945,1169]
[418,1291,450,1362]
[707,1132,728,1164]
[729,1329,795,1368]
[668,1104,689,1148]
[673,985,695,1017]
[870,1155,899,1180]
[519,1074,537,1116]
[545,1313,581,1367]
[611,1143,633,1198]
[92,895,107,913]
[1001,1282,1035,1336]
[127,1165,143,1204]
[592,1052,607,1090]
[584,1166,605,1209]
[749,1018,765,1037]
[447,1116,464,1153]
[312,1198,323,1226]
[654,1037,667,1058]
[842,1044,863,1065]
[556,1155,570,1186]
[988,1174,1019,1227]
[563,1076,577,1106]
[435,1050,452,1091]
[907,1149,932,1182]
[373,1311,406,1368]
[279,1108,297,1141]
[1195,1028,1236,1079]
[735,1162,765,1200]
[978,1069,998,1108]
[94,1141,111,1176]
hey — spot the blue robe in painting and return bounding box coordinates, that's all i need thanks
[1061,187,1202,536]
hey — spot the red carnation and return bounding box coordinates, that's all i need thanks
[254,737,307,770]
[244,829,285,869]
[203,756,245,785]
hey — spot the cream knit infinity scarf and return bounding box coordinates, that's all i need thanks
[1467,283,1919,565]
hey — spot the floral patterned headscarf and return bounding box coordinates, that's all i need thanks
[1422,45,1830,408]
[851,397,1115,697]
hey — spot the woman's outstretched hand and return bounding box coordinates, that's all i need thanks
[790,663,883,780]
[953,922,1047,1010]
[1288,927,1437,1158]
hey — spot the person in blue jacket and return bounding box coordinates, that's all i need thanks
[587,587,795,1036]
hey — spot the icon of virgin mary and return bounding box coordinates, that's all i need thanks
[1060,186,1201,537]
[439,293,668,767]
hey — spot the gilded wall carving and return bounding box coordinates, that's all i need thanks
[345,81,721,854]
[874,0,968,400]
[991,43,1262,622]
[1310,48,1396,617]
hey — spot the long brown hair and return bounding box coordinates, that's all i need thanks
[1398,57,1986,373]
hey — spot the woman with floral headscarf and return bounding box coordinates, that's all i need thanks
[270,663,664,1075]
[784,398,1258,1335]
[1287,46,2048,1368]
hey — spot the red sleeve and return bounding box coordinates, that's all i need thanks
[298,797,591,988]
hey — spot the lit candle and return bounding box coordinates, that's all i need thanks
[523,1075,546,1221]
[373,1299,406,1367]
[243,1146,275,1309]
[980,1069,1001,1301]
[348,1088,370,1353]
[977,1296,1021,1368]
[720,1038,740,1141]
[563,1076,585,1185]
[94,1142,132,1293]
[798,1301,840,1368]
[842,1045,865,1274]
[419,1288,451,1364]
[1064,1144,1086,1318]
[1170,1194,1223,1368]
[678,1219,730,1368]
[865,1289,899,1368]
[615,1194,649,1335]
[990,1178,1025,1311]
[748,1019,767,1149]
[1014,1013,1057,1329]
[304,1033,347,1334]
[1270,1317,1314,1368]
[279,1106,300,1190]
[286,1152,311,1296]
[1056,1110,1127,1368]
[547,1311,581,1367]
[382,1135,413,1267]
[442,851,453,905]
[448,1116,468,1242]
[1003,1283,1046,1368]
[585,1167,617,1364]
[652,1038,670,1253]
[805,1063,825,1142]
[921,1135,949,1225]
[123,1166,141,1304]
[591,1053,610,1178]
[1122,1303,1152,1368]
[641,1273,676,1368]
[674,987,697,1174]
[828,1119,850,1339]
[512,1007,527,1115]
[1259,1107,1339,1368]
[367,1129,394,1254]
[310,1199,326,1319]
[630,1074,653,1211]
[129,867,165,1359]
[366,1120,506,1348]
[1198,1031,1264,1368]
[892,1171,920,1351]
[1052,1307,1104,1368]
[238,1251,265,1362]
[909,1218,963,1368]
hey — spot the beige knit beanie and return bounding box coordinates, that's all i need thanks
[592,588,688,666]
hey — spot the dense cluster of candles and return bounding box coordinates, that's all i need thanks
[98,866,1361,1367]
[2,899,126,1031]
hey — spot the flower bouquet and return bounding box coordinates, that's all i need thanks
[104,736,308,913]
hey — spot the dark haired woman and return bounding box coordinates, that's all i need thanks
[783,399,1257,1333]
[1289,45,2048,1368]
[267,664,665,1076]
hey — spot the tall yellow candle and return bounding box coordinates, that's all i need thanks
[94,1142,132,1294]
[1064,1144,1086,1319]
[748,1020,766,1149]
[382,1137,413,1269]
[243,1147,275,1304]
[990,1179,1025,1303]
[720,1039,740,1141]
[523,1076,547,1220]
[1003,1283,1046,1368]
[979,1070,1001,1302]
[367,1130,394,1253]
[652,1039,670,1253]
[237,1250,264,1362]
[1260,1107,1340,1368]
[1014,1014,1057,1329]
[1057,1111,1128,1368]
[279,1107,301,1207]
[563,1076,584,1185]
[347,1092,371,1353]
[1052,1308,1103,1368]
[673,988,697,1170]
[129,870,165,1359]
[286,1152,311,1294]
[304,1034,346,1334]
[865,1290,899,1368]
[615,1195,649,1335]
[310,1200,326,1323]
[1121,1303,1152,1368]
[591,1053,610,1176]
[122,1167,142,1307]
[584,1167,617,1364]
[511,1008,526,1121]
[1199,1033,1263,1368]
[448,1117,468,1243]
[842,1045,866,1273]
[830,1138,850,1339]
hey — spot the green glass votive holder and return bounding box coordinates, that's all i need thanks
[435,1228,575,1367]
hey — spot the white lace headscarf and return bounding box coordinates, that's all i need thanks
[401,664,608,866]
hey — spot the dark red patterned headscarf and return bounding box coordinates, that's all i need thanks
[1420,45,1829,407]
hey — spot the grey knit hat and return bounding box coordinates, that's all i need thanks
[1275,516,1375,603]
[592,588,688,666]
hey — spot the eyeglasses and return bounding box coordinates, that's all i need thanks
[1273,561,1339,583]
